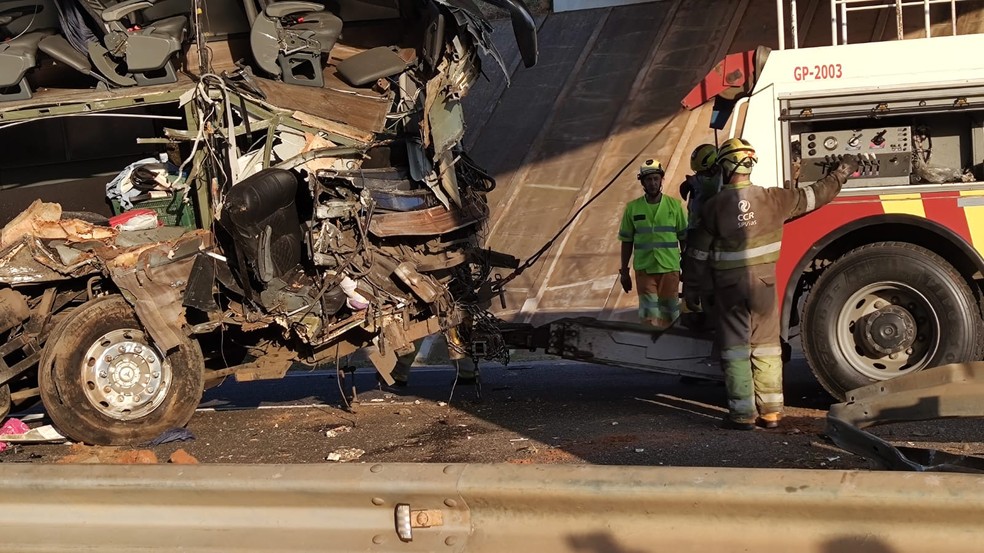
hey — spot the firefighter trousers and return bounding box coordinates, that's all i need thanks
[713,263,784,423]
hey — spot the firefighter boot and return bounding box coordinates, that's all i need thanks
[757,412,781,429]
[720,419,756,431]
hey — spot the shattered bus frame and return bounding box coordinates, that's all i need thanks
[0,0,536,445]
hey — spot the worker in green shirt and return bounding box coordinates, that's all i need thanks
[618,159,688,330]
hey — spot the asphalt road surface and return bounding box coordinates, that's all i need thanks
[6,352,984,468]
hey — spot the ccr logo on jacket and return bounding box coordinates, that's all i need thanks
[737,199,757,227]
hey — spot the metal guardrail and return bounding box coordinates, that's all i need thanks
[3,463,984,551]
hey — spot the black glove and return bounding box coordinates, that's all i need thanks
[837,154,859,176]
[683,288,700,312]
[680,181,693,201]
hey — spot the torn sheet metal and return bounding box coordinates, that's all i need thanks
[108,231,210,353]
[0,201,117,249]
[827,362,984,472]
[0,242,72,284]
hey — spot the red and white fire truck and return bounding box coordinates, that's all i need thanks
[680,0,984,399]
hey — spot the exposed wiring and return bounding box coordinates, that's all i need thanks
[3,0,41,42]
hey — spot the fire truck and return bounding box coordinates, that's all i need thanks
[676,1,984,400]
[504,0,984,402]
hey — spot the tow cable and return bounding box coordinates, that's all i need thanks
[490,111,683,296]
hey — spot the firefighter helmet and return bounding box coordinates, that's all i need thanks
[690,144,718,172]
[717,138,758,174]
[638,159,665,178]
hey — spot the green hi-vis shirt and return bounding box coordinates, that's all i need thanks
[618,195,688,274]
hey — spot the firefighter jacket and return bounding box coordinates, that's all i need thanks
[684,166,852,292]
[681,172,723,231]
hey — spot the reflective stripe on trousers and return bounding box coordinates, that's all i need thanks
[715,264,784,422]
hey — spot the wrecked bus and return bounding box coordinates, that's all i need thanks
[0,0,536,444]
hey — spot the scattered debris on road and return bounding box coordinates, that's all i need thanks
[325,426,352,438]
[326,448,365,462]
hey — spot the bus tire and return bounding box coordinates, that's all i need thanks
[38,296,204,445]
[802,241,983,401]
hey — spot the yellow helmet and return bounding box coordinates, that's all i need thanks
[717,138,758,174]
[638,159,665,178]
[690,143,718,172]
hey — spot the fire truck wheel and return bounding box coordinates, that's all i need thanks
[0,384,9,420]
[38,296,204,446]
[802,241,983,401]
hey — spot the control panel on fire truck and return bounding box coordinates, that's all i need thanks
[798,126,912,187]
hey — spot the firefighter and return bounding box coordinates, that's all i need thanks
[684,138,858,430]
[618,159,689,331]
[679,143,722,333]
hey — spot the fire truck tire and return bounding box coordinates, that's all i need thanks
[38,296,204,446]
[0,384,9,420]
[802,241,984,401]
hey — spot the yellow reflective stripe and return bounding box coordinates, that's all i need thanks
[721,347,751,361]
[758,393,784,405]
[880,193,925,217]
[961,189,984,249]
[751,346,783,357]
[728,398,755,414]
[804,186,816,212]
[712,241,782,262]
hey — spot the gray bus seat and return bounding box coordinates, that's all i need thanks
[0,30,53,101]
[73,0,189,87]
[38,34,112,88]
[0,0,59,38]
[249,1,342,88]
[336,46,408,87]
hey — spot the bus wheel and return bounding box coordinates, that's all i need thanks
[38,296,204,445]
[802,241,983,401]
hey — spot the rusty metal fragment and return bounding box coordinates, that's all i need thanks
[827,362,984,472]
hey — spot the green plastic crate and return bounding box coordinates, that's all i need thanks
[111,195,196,229]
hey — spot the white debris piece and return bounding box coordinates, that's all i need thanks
[326,448,365,462]
[0,425,66,443]
[325,426,352,438]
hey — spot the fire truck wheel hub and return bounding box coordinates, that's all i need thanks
[861,305,916,355]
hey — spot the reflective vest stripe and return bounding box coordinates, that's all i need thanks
[804,186,816,212]
[634,225,676,234]
[635,242,679,251]
[712,241,781,262]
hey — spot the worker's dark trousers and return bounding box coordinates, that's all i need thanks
[713,263,784,423]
